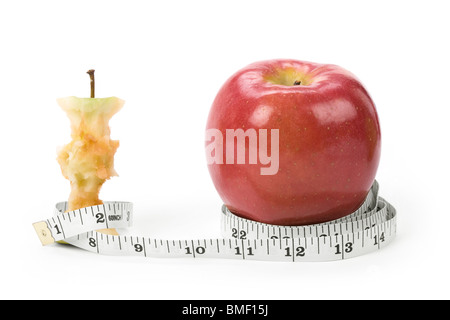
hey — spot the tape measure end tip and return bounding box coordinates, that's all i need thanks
[32,221,55,246]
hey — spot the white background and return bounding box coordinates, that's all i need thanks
[0,0,449,300]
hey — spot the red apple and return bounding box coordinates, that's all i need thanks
[205,59,381,226]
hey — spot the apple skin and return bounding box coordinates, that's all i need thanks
[205,59,381,226]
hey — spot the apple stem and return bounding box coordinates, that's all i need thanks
[293,80,302,86]
[87,69,95,98]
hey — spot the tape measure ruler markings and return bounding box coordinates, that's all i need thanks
[32,181,396,262]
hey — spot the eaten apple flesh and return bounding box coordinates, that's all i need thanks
[57,96,124,213]
[206,59,381,226]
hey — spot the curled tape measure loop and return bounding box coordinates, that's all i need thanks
[32,180,396,262]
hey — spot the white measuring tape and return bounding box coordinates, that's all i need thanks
[32,180,396,262]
